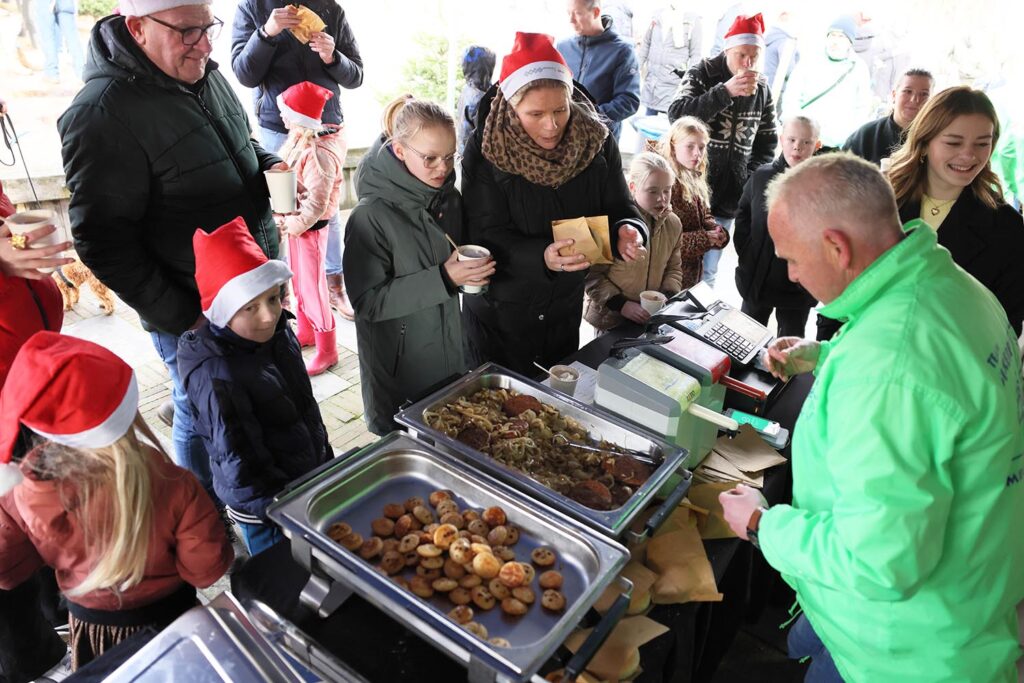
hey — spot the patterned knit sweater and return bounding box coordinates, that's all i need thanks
[667,52,778,218]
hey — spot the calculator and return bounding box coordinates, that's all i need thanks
[665,300,774,366]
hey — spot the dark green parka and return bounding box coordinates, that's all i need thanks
[343,137,466,435]
[58,16,280,335]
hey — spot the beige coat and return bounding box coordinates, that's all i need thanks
[584,210,684,330]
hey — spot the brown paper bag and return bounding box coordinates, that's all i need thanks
[646,520,724,604]
[287,5,326,44]
[687,482,739,539]
[552,216,613,265]
[563,616,669,681]
[592,561,659,615]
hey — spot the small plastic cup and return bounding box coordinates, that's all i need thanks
[639,290,667,315]
[264,169,297,214]
[457,245,490,294]
[3,209,66,273]
[549,364,580,396]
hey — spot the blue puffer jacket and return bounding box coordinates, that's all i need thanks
[177,315,331,523]
[557,16,640,139]
[231,0,363,134]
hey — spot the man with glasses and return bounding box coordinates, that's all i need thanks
[232,0,363,320]
[56,0,284,506]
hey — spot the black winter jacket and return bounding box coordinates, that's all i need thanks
[461,84,645,375]
[231,0,363,134]
[899,192,1024,336]
[667,53,778,218]
[58,17,280,336]
[734,156,817,308]
[177,316,330,523]
[344,137,466,435]
[843,114,904,165]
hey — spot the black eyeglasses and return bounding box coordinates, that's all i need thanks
[146,15,223,46]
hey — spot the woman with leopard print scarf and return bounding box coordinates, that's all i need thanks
[461,32,647,375]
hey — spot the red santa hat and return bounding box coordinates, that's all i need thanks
[498,32,574,99]
[0,332,139,494]
[723,13,766,51]
[276,81,334,130]
[193,216,292,328]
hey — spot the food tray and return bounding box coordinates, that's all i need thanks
[267,432,631,683]
[396,363,692,540]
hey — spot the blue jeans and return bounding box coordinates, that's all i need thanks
[258,125,343,275]
[788,614,844,682]
[237,521,283,556]
[702,216,734,288]
[35,0,84,79]
[150,330,214,497]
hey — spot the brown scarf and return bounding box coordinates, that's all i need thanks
[481,89,608,188]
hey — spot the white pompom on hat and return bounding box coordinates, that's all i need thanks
[498,32,574,100]
[277,81,334,130]
[118,0,211,17]
[193,216,292,328]
[0,331,139,494]
[723,13,766,51]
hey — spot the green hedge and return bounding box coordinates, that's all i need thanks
[79,0,118,19]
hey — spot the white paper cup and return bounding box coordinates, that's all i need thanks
[879,157,892,172]
[3,209,66,273]
[639,290,667,315]
[457,244,490,294]
[549,364,579,396]
[264,169,297,214]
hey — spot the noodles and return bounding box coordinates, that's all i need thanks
[425,389,636,509]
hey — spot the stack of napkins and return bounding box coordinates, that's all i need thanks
[694,424,787,488]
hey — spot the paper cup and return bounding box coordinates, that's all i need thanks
[457,244,490,294]
[879,157,892,172]
[265,169,297,214]
[549,365,579,396]
[3,209,66,273]
[639,290,667,315]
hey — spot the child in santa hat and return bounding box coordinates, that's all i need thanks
[177,216,331,556]
[0,332,231,671]
[274,81,349,375]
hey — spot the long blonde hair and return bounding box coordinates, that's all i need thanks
[657,116,711,208]
[277,126,318,168]
[30,414,166,598]
[628,151,676,189]
[887,86,1004,210]
[381,94,456,146]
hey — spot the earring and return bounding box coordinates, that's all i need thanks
[919,155,925,164]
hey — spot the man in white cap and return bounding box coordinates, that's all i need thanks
[668,13,777,288]
[56,0,286,494]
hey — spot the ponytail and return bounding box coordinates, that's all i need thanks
[380,94,455,146]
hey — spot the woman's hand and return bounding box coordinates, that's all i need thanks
[309,31,336,65]
[263,6,299,37]
[443,250,496,287]
[0,222,73,279]
[620,301,651,324]
[545,239,590,272]
[616,224,644,262]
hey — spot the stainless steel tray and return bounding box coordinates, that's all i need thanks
[267,432,631,683]
[395,363,692,540]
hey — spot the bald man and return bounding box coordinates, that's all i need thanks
[720,154,1024,681]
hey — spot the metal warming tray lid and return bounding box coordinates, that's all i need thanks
[267,432,632,683]
[395,363,692,540]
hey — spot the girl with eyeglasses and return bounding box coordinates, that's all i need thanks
[343,95,495,435]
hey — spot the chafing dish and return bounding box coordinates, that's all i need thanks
[267,432,631,683]
[396,363,692,541]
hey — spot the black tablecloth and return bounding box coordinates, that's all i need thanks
[71,328,812,683]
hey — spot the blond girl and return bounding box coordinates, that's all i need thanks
[657,116,729,285]
[0,333,231,670]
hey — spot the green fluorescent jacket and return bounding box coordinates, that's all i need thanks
[760,223,1024,682]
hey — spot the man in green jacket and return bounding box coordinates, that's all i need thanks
[720,153,1024,682]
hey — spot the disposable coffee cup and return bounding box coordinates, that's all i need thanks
[639,290,667,315]
[879,157,892,172]
[2,209,65,273]
[264,169,297,214]
[457,244,490,294]
[549,364,580,396]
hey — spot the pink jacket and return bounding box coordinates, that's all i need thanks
[282,125,347,235]
[0,448,232,610]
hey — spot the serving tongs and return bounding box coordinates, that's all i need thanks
[551,434,660,466]
[609,334,673,356]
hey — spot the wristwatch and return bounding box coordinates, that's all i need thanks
[747,506,768,549]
